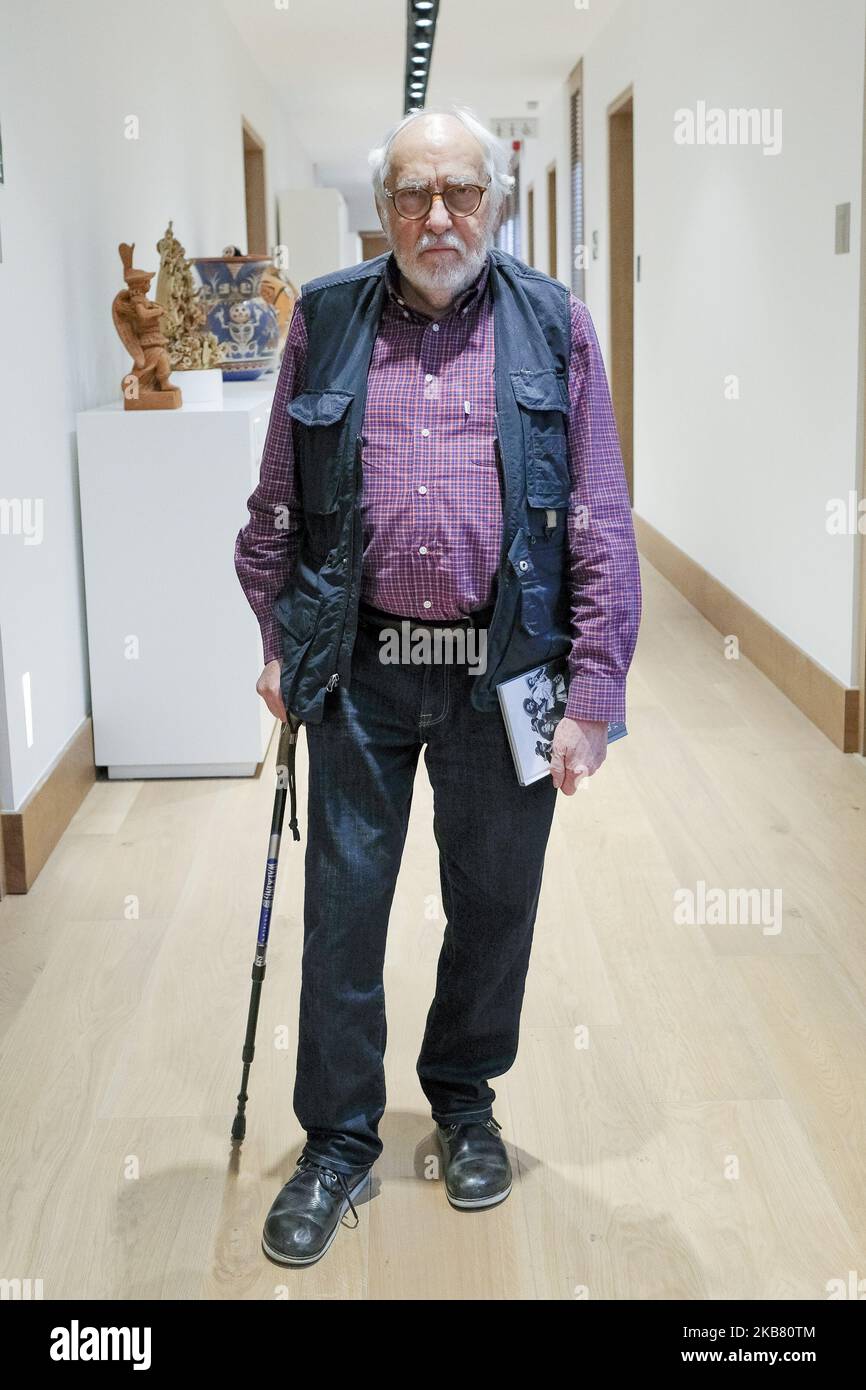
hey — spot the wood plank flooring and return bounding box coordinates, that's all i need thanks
[1,556,864,1299]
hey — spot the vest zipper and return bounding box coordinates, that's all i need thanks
[475,422,510,697]
[324,433,362,696]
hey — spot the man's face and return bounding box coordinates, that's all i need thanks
[378,114,498,305]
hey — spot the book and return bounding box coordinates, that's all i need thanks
[496,655,628,786]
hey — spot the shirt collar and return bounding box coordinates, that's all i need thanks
[384,250,490,322]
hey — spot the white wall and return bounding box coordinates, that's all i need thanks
[522,0,866,691]
[277,187,355,283]
[0,0,313,811]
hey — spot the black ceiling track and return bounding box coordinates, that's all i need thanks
[403,0,440,114]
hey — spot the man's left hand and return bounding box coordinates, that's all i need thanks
[549,717,608,795]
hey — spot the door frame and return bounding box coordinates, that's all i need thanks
[608,84,634,505]
[546,161,558,278]
[856,26,866,754]
[242,119,267,255]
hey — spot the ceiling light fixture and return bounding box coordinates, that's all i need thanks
[403,0,439,111]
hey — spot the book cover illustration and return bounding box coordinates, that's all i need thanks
[496,656,628,787]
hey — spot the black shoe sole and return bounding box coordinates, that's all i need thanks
[261,1169,372,1267]
[437,1127,513,1210]
[444,1179,513,1210]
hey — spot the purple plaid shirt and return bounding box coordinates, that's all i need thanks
[234,252,641,722]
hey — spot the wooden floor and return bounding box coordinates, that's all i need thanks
[2,556,866,1300]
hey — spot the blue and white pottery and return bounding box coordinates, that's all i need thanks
[191,256,279,381]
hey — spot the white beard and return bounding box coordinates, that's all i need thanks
[394,226,494,302]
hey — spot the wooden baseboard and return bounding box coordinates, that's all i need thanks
[634,514,860,752]
[1,718,96,895]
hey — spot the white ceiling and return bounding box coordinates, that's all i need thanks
[223,0,621,229]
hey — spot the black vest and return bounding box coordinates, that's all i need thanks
[274,246,573,724]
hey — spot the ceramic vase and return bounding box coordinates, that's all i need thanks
[191,256,279,381]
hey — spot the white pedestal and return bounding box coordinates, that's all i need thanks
[76,380,279,778]
[168,367,224,405]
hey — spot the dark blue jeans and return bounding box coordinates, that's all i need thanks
[294,601,558,1175]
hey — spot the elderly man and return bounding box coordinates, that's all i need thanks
[234,104,641,1267]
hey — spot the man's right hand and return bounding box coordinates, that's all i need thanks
[257,658,287,722]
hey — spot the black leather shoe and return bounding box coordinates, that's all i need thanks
[436,1116,512,1209]
[262,1154,372,1266]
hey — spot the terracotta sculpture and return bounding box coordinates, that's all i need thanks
[111,242,182,409]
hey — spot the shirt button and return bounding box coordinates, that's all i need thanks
[431,324,439,332]
[418,485,428,495]
[421,428,430,437]
[425,373,433,382]
[423,600,432,609]
[403,310,409,318]
[418,545,428,554]
[519,559,529,571]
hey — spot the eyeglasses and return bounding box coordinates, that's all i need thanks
[383,179,492,220]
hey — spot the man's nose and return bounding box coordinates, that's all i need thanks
[425,193,453,232]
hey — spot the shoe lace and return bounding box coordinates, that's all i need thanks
[440,1116,502,1139]
[297,1154,363,1228]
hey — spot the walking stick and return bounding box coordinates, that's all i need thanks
[231,712,302,1143]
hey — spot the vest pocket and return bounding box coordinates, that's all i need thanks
[287,389,354,515]
[510,369,570,509]
[274,587,324,708]
[275,587,322,643]
[507,527,548,637]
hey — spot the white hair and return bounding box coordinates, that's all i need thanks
[368,103,515,220]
